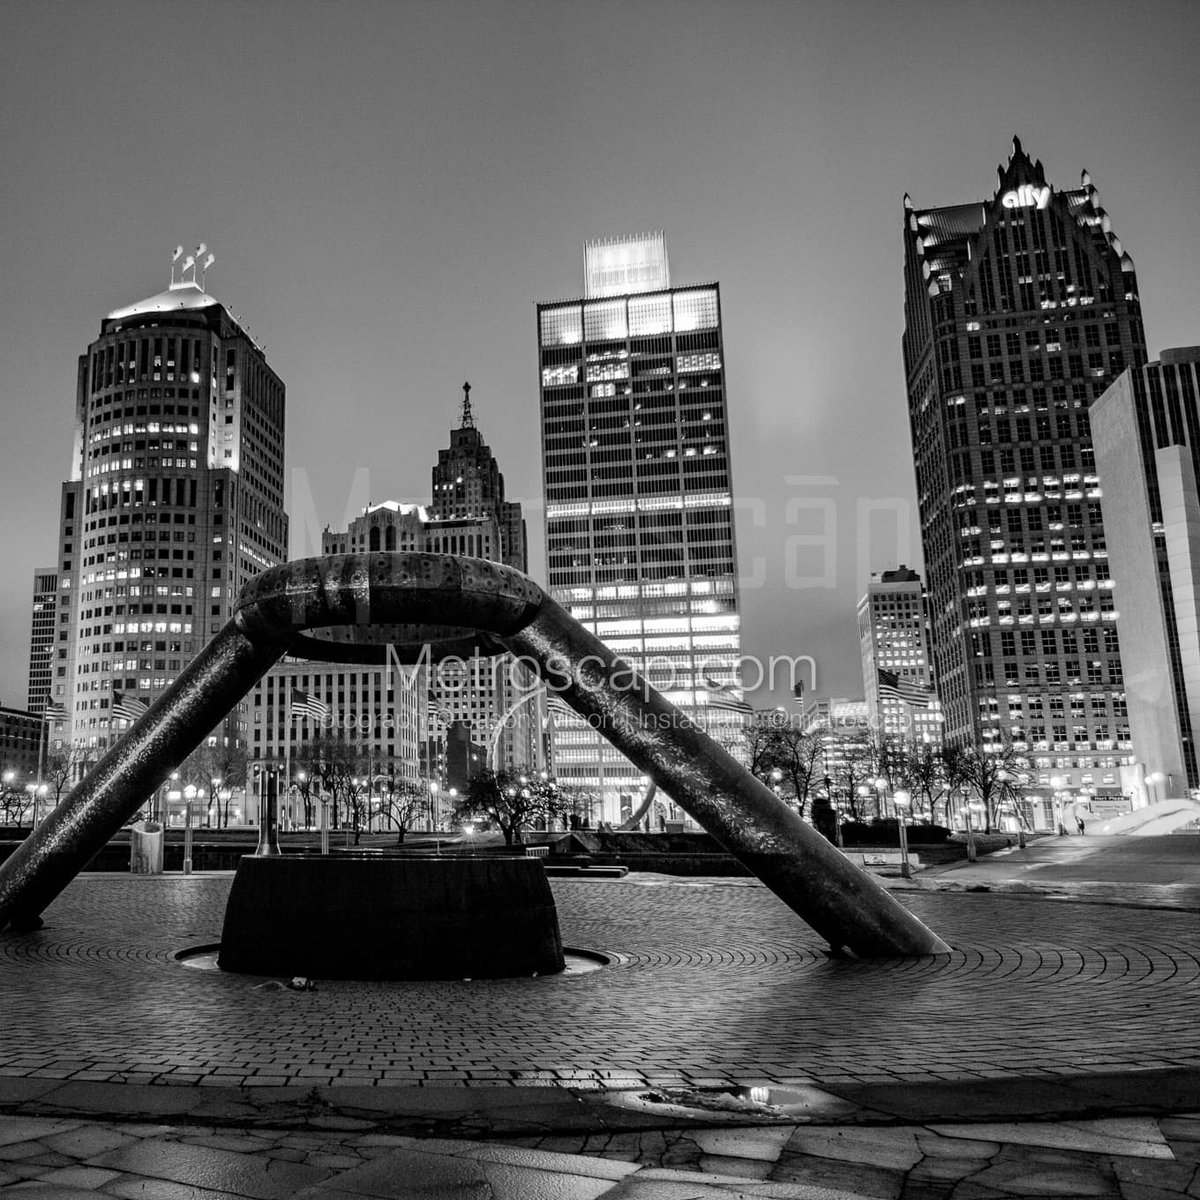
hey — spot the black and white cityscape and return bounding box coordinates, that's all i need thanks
[2,3,1200,1197]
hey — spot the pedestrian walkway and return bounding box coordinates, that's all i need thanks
[1,861,1200,1196]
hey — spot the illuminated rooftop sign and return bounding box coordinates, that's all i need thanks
[1002,184,1051,210]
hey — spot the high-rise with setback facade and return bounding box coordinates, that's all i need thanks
[902,139,1147,792]
[48,253,287,769]
[537,233,744,823]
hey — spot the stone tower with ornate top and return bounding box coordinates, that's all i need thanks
[902,138,1148,800]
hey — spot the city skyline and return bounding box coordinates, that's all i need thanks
[3,1,1200,710]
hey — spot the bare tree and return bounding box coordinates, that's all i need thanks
[741,720,825,818]
[946,741,1028,833]
[0,777,34,828]
[375,776,431,843]
[452,768,565,846]
[181,742,248,827]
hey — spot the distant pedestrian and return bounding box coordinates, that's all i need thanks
[1076,817,1086,836]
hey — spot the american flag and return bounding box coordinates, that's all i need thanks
[42,701,67,721]
[703,678,753,715]
[877,668,932,708]
[112,689,149,723]
[427,694,452,724]
[290,689,331,721]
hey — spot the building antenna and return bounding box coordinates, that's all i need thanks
[460,381,475,428]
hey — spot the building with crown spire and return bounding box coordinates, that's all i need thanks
[305,385,536,788]
[902,139,1148,804]
[38,250,287,817]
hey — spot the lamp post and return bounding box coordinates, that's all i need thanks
[873,776,889,819]
[1147,771,1166,805]
[962,786,977,861]
[430,781,441,854]
[1049,774,1068,836]
[894,789,912,878]
[996,769,1026,849]
[182,784,196,875]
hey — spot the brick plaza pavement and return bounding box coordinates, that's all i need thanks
[0,872,1198,1092]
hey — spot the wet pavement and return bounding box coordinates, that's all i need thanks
[0,843,1199,1197]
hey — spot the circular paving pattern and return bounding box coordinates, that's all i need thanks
[0,874,1198,1090]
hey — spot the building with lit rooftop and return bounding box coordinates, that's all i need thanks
[537,233,744,823]
[44,249,287,790]
[902,139,1148,794]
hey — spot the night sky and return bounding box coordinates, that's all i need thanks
[3,0,1198,709]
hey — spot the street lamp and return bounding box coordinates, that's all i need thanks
[1049,774,1069,836]
[962,786,977,862]
[873,776,889,819]
[996,769,1026,849]
[1147,771,1166,805]
[894,789,912,878]
[183,784,196,875]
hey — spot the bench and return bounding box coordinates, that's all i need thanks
[524,845,550,858]
[850,851,922,869]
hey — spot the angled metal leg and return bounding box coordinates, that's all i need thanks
[504,596,951,957]
[0,621,286,931]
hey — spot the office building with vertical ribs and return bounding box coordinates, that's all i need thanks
[537,233,744,824]
[902,139,1147,793]
[46,250,287,782]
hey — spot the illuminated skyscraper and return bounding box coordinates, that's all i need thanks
[47,250,287,780]
[902,139,1147,792]
[857,566,943,748]
[537,233,744,823]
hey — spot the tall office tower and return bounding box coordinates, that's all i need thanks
[537,232,744,824]
[26,568,58,714]
[857,566,943,748]
[1093,347,1200,800]
[48,251,287,773]
[902,139,1147,792]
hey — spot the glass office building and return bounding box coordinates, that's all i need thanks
[537,233,744,823]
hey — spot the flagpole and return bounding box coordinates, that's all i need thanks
[283,685,292,835]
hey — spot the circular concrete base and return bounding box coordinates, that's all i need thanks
[217,856,565,979]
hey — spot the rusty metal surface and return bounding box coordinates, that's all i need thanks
[0,552,948,957]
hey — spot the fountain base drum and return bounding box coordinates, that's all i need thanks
[218,855,564,980]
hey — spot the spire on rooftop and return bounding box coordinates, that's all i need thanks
[459,381,475,429]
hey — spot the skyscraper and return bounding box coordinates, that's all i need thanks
[26,568,58,715]
[902,140,1147,791]
[857,566,943,748]
[47,250,287,767]
[537,233,744,823]
[1092,347,1200,800]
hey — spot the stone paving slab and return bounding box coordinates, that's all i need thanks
[4,1111,1200,1198]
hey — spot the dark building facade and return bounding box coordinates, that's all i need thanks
[49,252,287,763]
[26,568,58,715]
[902,139,1147,790]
